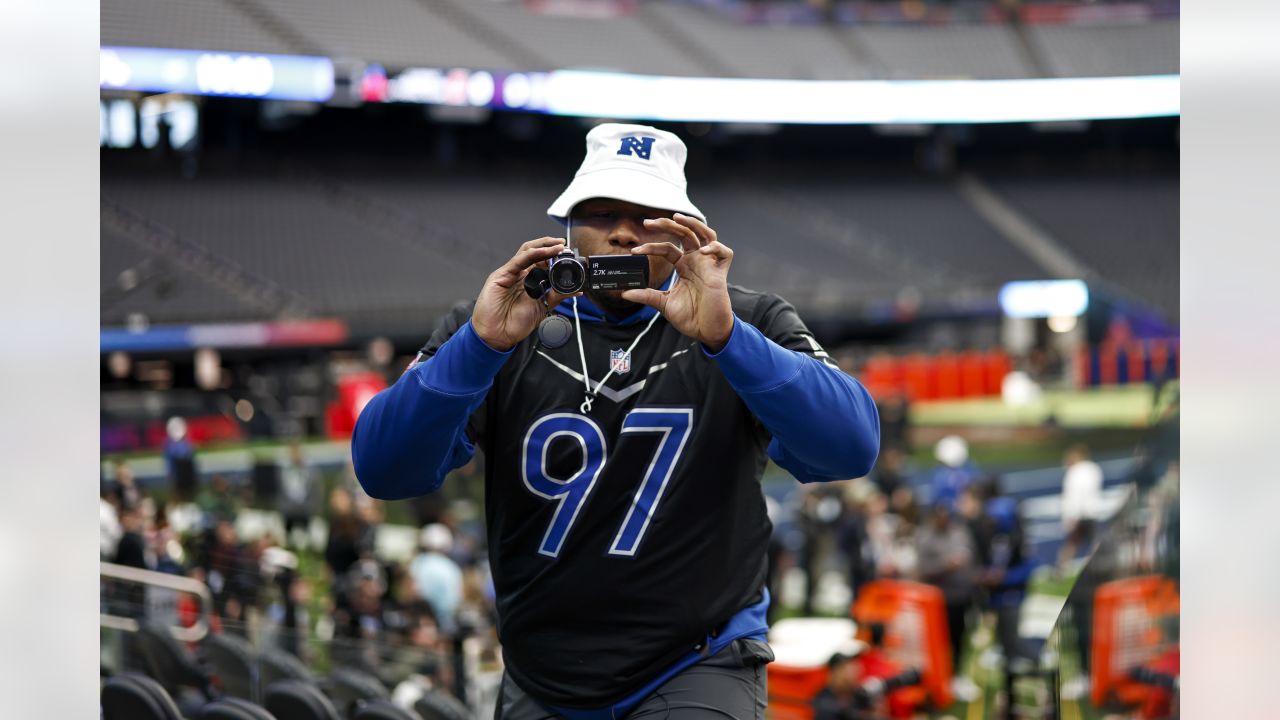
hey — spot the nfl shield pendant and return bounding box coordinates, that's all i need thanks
[609,348,631,375]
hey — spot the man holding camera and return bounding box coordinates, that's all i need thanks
[352,123,880,718]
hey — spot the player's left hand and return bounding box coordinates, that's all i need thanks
[621,213,735,352]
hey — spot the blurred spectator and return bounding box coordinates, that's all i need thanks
[409,524,463,636]
[202,518,257,631]
[797,483,844,615]
[854,623,915,720]
[928,435,980,510]
[164,416,198,503]
[1060,443,1103,568]
[862,491,901,579]
[278,442,320,548]
[870,446,907,498]
[325,487,367,588]
[837,482,875,601]
[111,460,142,511]
[876,392,911,455]
[889,485,919,528]
[916,502,976,677]
[101,482,123,560]
[196,474,240,525]
[972,483,1036,668]
[114,505,149,570]
[147,503,184,574]
[263,557,312,662]
[386,609,455,692]
[812,647,865,720]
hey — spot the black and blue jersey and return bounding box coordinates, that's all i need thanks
[352,284,880,710]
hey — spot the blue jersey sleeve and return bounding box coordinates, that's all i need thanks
[705,298,880,483]
[351,315,510,500]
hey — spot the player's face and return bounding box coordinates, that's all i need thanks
[569,197,682,293]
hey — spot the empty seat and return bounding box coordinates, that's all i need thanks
[200,697,279,720]
[260,647,315,689]
[353,700,424,720]
[102,672,183,720]
[264,679,343,720]
[328,667,389,718]
[203,632,260,702]
[136,622,214,700]
[413,691,470,720]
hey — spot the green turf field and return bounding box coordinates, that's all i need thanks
[910,385,1156,429]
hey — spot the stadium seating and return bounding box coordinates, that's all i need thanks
[257,0,516,70]
[200,697,280,720]
[1029,20,1179,78]
[982,172,1179,317]
[101,154,1178,332]
[259,648,317,688]
[101,0,287,54]
[412,691,471,720]
[203,632,261,702]
[853,24,1034,79]
[264,680,344,720]
[97,0,1176,82]
[135,622,215,701]
[327,667,390,718]
[352,700,424,720]
[101,672,185,720]
[643,2,869,79]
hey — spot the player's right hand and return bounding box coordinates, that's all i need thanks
[472,237,576,352]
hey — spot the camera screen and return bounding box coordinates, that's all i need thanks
[587,256,649,291]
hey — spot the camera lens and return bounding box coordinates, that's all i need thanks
[549,258,585,294]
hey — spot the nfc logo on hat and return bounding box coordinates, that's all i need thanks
[617,136,655,160]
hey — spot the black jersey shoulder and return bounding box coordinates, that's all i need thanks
[418,300,476,358]
[727,284,831,362]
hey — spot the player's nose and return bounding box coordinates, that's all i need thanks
[607,216,644,248]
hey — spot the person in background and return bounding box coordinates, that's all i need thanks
[1060,443,1103,569]
[974,484,1037,718]
[875,391,911,456]
[101,480,123,560]
[114,504,149,570]
[278,441,319,549]
[196,474,240,525]
[837,482,876,601]
[409,523,464,636]
[111,460,142,512]
[325,487,365,598]
[163,416,198,503]
[870,446,907,498]
[862,490,901,580]
[928,435,980,510]
[812,646,866,720]
[915,501,976,693]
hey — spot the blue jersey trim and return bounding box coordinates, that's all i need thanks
[544,588,771,720]
[412,319,513,395]
[704,317,880,483]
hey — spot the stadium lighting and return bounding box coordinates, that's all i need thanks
[100,46,334,102]
[999,280,1090,319]
[541,71,1180,125]
[100,45,1179,124]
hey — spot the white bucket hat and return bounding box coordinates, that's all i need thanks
[547,123,705,224]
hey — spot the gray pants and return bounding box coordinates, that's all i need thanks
[497,639,773,720]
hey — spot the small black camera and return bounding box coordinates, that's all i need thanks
[547,251,649,294]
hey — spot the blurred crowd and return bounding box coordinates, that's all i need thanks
[99,434,499,706]
[775,394,1047,713]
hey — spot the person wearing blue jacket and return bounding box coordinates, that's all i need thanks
[351,123,880,719]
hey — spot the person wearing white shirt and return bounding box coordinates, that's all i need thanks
[1060,444,1103,567]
